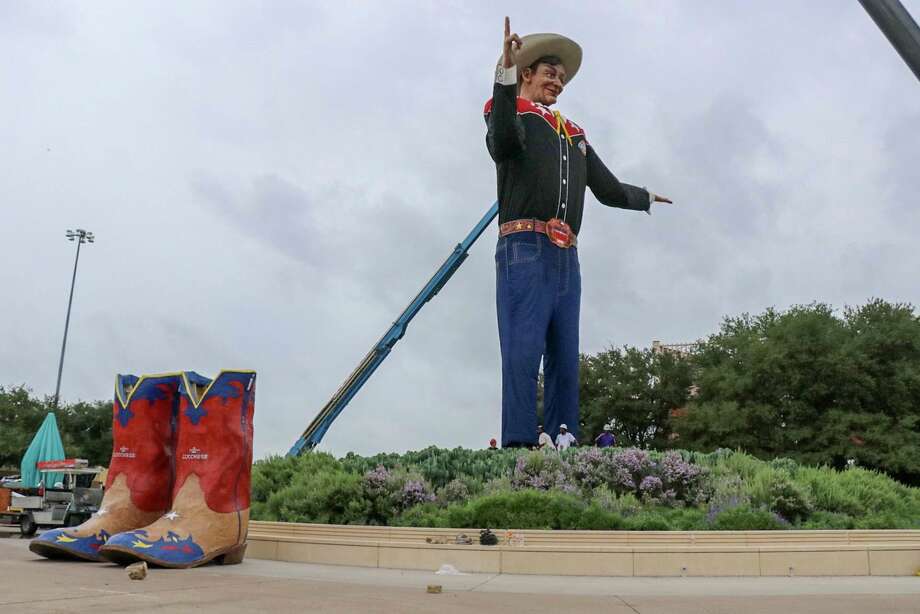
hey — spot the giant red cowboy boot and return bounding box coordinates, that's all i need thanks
[100,370,256,568]
[30,373,181,561]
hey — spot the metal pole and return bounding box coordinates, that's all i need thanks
[53,237,82,409]
[859,0,920,82]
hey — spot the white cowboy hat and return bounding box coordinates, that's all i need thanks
[497,33,583,83]
[560,423,568,430]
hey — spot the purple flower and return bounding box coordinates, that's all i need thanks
[615,449,651,474]
[661,451,702,485]
[399,480,435,508]
[639,475,663,492]
[363,465,391,494]
[511,451,569,491]
[707,495,741,523]
[506,447,706,509]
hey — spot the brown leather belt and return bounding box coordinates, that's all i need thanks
[499,218,577,248]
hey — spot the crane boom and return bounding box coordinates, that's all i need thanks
[287,202,499,456]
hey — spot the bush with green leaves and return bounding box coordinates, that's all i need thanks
[437,479,471,505]
[396,490,624,531]
[709,505,788,530]
[262,454,370,525]
[341,446,518,489]
[361,464,435,525]
[250,446,920,530]
[746,469,813,522]
[590,485,643,517]
[798,511,855,530]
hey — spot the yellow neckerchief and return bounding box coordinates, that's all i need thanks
[553,110,573,146]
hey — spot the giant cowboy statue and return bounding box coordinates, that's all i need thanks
[486,18,672,448]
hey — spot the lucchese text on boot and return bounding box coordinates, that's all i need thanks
[30,373,182,561]
[100,370,256,568]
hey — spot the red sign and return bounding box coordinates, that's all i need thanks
[36,459,88,470]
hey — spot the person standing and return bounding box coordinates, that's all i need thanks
[486,18,672,447]
[595,424,616,448]
[554,424,577,451]
[537,425,555,450]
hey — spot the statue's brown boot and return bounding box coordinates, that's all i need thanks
[100,370,256,568]
[30,373,181,561]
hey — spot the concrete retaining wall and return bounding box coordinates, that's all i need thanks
[246,521,920,576]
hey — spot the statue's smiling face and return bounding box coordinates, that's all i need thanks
[521,62,566,106]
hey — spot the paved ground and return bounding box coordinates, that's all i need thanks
[2,534,919,613]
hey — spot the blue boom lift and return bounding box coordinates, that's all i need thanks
[287,202,498,456]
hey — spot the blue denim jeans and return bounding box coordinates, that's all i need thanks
[495,232,581,446]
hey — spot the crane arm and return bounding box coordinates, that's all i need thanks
[288,201,499,456]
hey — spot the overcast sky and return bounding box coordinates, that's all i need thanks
[3,1,919,459]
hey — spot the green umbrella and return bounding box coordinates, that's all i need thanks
[20,413,66,488]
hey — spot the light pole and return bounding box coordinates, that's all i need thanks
[53,228,94,409]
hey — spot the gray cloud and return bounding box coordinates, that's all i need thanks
[2,0,919,458]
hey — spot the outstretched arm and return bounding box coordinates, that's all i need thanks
[586,143,672,211]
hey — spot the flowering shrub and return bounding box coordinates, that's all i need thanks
[705,474,750,512]
[363,465,392,496]
[763,473,812,521]
[564,448,706,506]
[361,465,435,523]
[613,448,652,489]
[400,480,436,508]
[639,475,665,497]
[706,495,743,524]
[250,447,920,530]
[658,451,706,505]
[510,451,574,493]
[567,447,614,491]
[354,448,709,509]
[342,446,518,489]
[437,479,471,505]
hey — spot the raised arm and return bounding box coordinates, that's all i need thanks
[485,17,526,162]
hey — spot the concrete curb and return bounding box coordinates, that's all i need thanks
[246,522,920,576]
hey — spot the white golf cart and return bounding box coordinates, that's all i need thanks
[0,466,105,536]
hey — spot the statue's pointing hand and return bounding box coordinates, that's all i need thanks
[503,16,522,69]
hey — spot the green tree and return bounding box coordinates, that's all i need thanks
[832,300,920,482]
[579,346,692,448]
[57,400,113,466]
[0,387,113,470]
[0,386,46,469]
[677,304,849,458]
[675,300,920,483]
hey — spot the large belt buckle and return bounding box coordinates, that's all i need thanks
[546,218,574,248]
